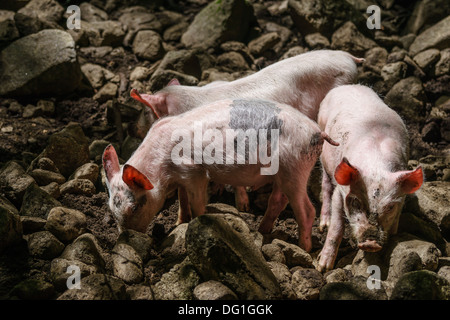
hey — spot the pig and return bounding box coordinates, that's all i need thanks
[103,98,338,252]
[316,85,424,272]
[130,49,363,213]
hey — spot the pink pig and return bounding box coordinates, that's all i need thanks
[130,49,362,213]
[103,99,338,252]
[317,85,424,272]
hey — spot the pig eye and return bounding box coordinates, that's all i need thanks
[350,197,362,211]
[385,204,395,212]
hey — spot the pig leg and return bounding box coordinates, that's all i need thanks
[317,191,345,272]
[234,186,251,212]
[185,176,209,219]
[319,169,334,232]
[258,182,289,234]
[176,186,192,224]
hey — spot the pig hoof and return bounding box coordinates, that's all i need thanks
[237,202,250,212]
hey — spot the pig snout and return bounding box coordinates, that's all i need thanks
[357,240,382,252]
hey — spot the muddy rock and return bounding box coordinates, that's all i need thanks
[112,243,143,284]
[0,10,19,41]
[70,163,99,184]
[320,276,388,300]
[116,229,153,263]
[272,238,314,268]
[45,207,87,243]
[26,230,64,259]
[30,169,66,186]
[331,21,377,56]
[405,0,450,35]
[0,203,23,253]
[193,280,238,300]
[57,274,127,300]
[291,268,324,300]
[409,15,450,56]
[60,179,96,196]
[19,182,61,219]
[0,161,35,206]
[267,261,296,300]
[132,30,165,61]
[390,270,450,300]
[9,278,55,300]
[79,2,108,23]
[435,48,450,77]
[50,258,99,291]
[60,233,106,271]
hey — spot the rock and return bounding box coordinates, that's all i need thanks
[272,238,314,268]
[93,82,118,103]
[132,30,165,61]
[36,122,90,178]
[89,140,111,161]
[262,243,286,264]
[380,62,407,87]
[19,183,61,219]
[0,203,23,253]
[45,207,87,243]
[0,161,35,206]
[288,0,366,37]
[409,16,450,56]
[320,276,387,300]
[60,233,106,271]
[181,0,256,50]
[26,231,64,259]
[193,280,238,300]
[29,169,66,186]
[404,0,450,35]
[163,21,189,42]
[186,214,281,299]
[40,182,60,199]
[116,229,153,263]
[438,266,450,283]
[57,274,127,300]
[414,181,450,238]
[413,49,440,73]
[50,258,98,291]
[390,270,450,300]
[36,100,55,116]
[152,49,203,82]
[435,48,450,77]
[248,32,281,56]
[9,279,55,300]
[37,157,59,173]
[20,216,46,234]
[0,10,19,42]
[421,122,441,143]
[153,257,200,300]
[160,223,188,264]
[127,285,154,300]
[217,52,249,72]
[85,20,126,47]
[324,268,351,284]
[70,163,99,184]
[129,66,151,82]
[363,47,388,73]
[291,268,324,300]
[17,0,64,24]
[60,179,96,196]
[384,77,426,123]
[304,33,330,49]
[205,202,240,215]
[81,63,115,89]
[79,2,108,22]
[119,6,163,46]
[331,21,377,56]
[0,29,81,97]
[267,261,296,300]
[112,243,143,284]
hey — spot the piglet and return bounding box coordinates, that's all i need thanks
[131,49,362,212]
[317,85,423,272]
[103,98,338,252]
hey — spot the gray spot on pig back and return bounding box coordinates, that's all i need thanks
[229,99,283,138]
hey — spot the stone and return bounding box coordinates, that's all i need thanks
[37,157,59,173]
[85,20,126,47]
[127,285,154,300]
[404,0,450,35]
[26,231,64,259]
[380,62,407,87]
[421,122,441,143]
[120,135,142,161]
[45,207,87,243]
[132,30,165,61]
[19,183,61,219]
[152,49,203,81]
[304,33,330,49]
[291,268,324,300]
[36,100,55,116]
[186,214,281,299]
[0,161,35,206]
[89,140,111,160]
[193,280,238,300]
[437,266,450,284]
[116,229,153,263]
[119,6,163,47]
[409,15,450,56]
[163,21,189,42]
[320,276,387,300]
[70,163,99,184]
[272,238,314,268]
[93,82,118,103]
[331,21,377,56]
[413,49,440,72]
[216,52,249,72]
[267,261,296,300]
[248,32,281,56]
[60,233,106,271]
[262,243,286,264]
[288,0,366,37]
[0,10,19,42]
[29,169,66,186]
[112,243,143,284]
[81,63,115,89]
[17,0,64,24]
[153,257,200,300]
[181,0,256,50]
[0,204,23,253]
[60,179,96,196]
[40,182,60,199]
[9,279,55,300]
[20,216,46,234]
[150,70,199,93]
[0,29,81,97]
[390,270,450,300]
[50,258,98,291]
[79,2,108,22]
[384,77,426,123]
[435,48,450,77]
[57,274,127,300]
[130,66,151,82]
[160,223,188,263]
[324,268,351,284]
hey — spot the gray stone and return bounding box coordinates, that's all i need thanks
[304,33,330,49]
[60,179,96,196]
[0,10,19,41]
[93,82,118,103]
[437,266,450,284]
[409,16,450,56]
[320,276,387,300]
[160,223,188,263]
[390,270,450,300]
[248,32,281,56]
[186,214,281,299]
[81,63,115,89]
[10,279,55,300]
[0,161,35,206]
[150,70,199,93]
[262,243,286,264]
[126,285,154,300]
[132,30,165,61]
[37,157,59,173]
[116,229,153,263]
[181,0,256,50]
[20,216,46,234]
[57,274,127,300]
[413,49,441,72]
[193,280,238,300]
[120,135,142,161]
[363,47,388,73]
[404,0,450,35]
[152,49,203,81]
[0,29,81,97]
[217,52,249,72]
[0,204,23,253]
[89,140,111,160]
[331,21,377,56]
[40,182,60,199]
[45,207,87,243]
[27,231,64,259]
[272,238,314,268]
[79,2,108,22]
[267,261,296,300]
[435,48,450,77]
[380,62,407,87]
[112,243,143,284]
[30,169,66,186]
[60,233,106,270]
[19,183,61,219]
[70,163,99,184]
[50,258,98,291]
[291,268,324,300]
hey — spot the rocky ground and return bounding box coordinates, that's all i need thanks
[0,0,449,300]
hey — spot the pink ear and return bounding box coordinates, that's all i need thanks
[103,144,120,182]
[397,167,423,194]
[130,89,160,119]
[334,157,359,186]
[167,78,180,86]
[122,164,154,190]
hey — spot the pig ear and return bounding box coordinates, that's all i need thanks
[334,157,360,186]
[103,144,120,182]
[122,164,154,190]
[130,89,160,119]
[167,78,180,86]
[397,167,423,194]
